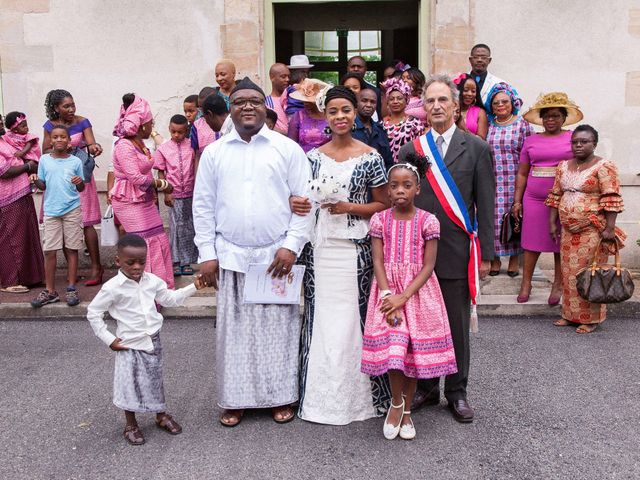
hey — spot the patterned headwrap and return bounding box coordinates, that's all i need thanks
[484,82,523,123]
[112,95,153,138]
[381,77,412,104]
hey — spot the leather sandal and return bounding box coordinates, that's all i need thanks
[123,425,145,445]
[156,413,182,435]
[220,409,244,427]
[272,405,295,424]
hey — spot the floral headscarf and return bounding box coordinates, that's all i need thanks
[381,77,412,104]
[112,95,153,138]
[484,82,523,123]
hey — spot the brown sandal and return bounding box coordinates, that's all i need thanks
[272,405,295,424]
[123,425,145,445]
[553,319,572,327]
[156,413,182,435]
[219,409,244,427]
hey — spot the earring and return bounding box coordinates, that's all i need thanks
[351,123,356,132]
[323,125,331,135]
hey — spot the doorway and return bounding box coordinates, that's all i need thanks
[272,1,420,85]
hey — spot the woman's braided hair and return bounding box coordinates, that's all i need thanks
[44,89,72,120]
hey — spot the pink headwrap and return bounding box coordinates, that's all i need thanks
[112,95,153,138]
[381,77,412,103]
[3,114,40,157]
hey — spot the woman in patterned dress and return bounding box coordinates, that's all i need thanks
[485,82,535,276]
[381,77,425,163]
[43,89,104,285]
[295,86,391,425]
[545,125,625,334]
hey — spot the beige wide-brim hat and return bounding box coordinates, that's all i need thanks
[289,78,330,103]
[523,92,584,126]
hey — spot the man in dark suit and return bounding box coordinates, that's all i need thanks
[398,74,494,423]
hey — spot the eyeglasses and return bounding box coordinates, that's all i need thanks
[492,99,510,106]
[231,98,265,108]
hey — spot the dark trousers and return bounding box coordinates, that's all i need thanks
[418,278,470,402]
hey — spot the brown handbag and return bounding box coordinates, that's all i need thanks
[500,212,521,244]
[576,239,635,303]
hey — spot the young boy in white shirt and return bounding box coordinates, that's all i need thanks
[87,234,205,445]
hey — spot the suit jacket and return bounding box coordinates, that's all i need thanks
[478,71,505,106]
[398,127,495,280]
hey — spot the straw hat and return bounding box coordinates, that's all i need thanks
[288,55,314,69]
[289,78,330,103]
[523,92,583,126]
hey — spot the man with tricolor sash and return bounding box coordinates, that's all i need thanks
[399,74,495,423]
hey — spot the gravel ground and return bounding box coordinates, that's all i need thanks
[1,316,639,480]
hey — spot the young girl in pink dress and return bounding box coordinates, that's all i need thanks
[362,154,457,441]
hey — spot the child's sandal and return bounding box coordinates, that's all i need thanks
[156,413,182,435]
[123,425,145,445]
[181,265,195,276]
[173,266,182,277]
[399,410,416,440]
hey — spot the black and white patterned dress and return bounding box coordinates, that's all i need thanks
[298,149,391,424]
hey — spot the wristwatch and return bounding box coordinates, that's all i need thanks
[379,289,392,299]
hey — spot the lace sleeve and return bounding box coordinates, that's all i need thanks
[544,162,564,208]
[598,160,624,212]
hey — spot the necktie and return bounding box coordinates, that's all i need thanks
[436,135,445,158]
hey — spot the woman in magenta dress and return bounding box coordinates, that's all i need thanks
[43,89,104,285]
[453,73,488,139]
[485,82,535,276]
[511,93,584,304]
[111,94,175,288]
[287,78,331,153]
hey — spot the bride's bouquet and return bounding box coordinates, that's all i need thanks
[307,173,348,205]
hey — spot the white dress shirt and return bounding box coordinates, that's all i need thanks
[193,124,313,273]
[431,123,458,158]
[87,271,197,352]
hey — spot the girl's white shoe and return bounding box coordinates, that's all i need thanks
[383,399,405,440]
[399,410,416,440]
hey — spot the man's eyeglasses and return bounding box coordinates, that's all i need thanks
[231,98,265,108]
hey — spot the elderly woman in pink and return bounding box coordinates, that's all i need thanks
[111,94,175,288]
[0,112,45,292]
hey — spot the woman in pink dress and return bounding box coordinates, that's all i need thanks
[402,67,428,126]
[362,155,457,441]
[43,89,104,285]
[0,112,45,291]
[512,93,583,303]
[453,73,488,139]
[111,94,175,288]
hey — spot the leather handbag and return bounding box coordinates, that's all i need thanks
[576,240,635,303]
[500,212,521,244]
[72,146,96,183]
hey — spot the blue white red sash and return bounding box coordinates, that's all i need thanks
[413,131,481,307]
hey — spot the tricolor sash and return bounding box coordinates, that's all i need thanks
[413,131,481,310]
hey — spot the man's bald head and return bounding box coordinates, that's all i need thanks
[269,63,290,95]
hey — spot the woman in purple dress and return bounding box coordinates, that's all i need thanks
[287,78,331,153]
[511,93,583,303]
[485,83,535,276]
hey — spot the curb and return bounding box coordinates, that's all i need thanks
[3,295,638,320]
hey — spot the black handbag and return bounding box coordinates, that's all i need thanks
[500,212,521,244]
[72,146,96,183]
[576,240,635,304]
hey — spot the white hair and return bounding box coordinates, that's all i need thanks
[422,74,460,103]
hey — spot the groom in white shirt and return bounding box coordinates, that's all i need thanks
[193,77,312,427]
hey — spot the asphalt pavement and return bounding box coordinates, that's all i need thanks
[2,316,639,480]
